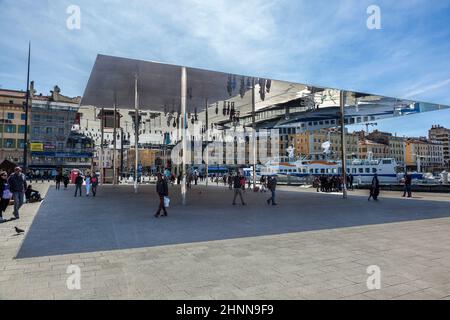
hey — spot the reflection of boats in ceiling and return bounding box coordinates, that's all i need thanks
[275,102,421,128]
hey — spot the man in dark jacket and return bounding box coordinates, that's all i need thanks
[55,172,62,190]
[8,167,27,219]
[267,175,278,205]
[403,173,412,198]
[74,174,83,197]
[368,174,380,201]
[232,172,246,205]
[155,173,168,217]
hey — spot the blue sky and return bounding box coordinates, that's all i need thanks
[0,0,449,136]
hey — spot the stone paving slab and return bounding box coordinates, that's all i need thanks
[0,182,450,299]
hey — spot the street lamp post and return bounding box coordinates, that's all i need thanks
[23,42,31,170]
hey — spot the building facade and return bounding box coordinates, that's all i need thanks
[0,89,29,165]
[29,86,93,174]
[405,138,444,172]
[366,130,406,167]
[294,129,359,160]
[358,139,390,160]
[429,125,450,169]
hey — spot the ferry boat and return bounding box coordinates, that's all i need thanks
[251,157,424,185]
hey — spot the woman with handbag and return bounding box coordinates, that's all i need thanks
[0,171,12,223]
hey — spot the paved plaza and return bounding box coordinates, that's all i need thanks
[1,182,450,300]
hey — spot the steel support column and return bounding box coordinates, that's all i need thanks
[340,90,348,199]
[181,67,187,205]
[134,75,139,194]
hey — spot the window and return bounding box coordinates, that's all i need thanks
[4,139,15,148]
[21,114,27,120]
[7,113,14,120]
[33,127,40,134]
[18,139,25,149]
[58,128,64,135]
[359,168,364,173]
[365,168,370,173]
[46,127,53,134]
[33,114,41,121]
[18,125,27,134]
[5,124,16,133]
[372,168,377,173]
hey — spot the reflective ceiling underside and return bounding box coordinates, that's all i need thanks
[81,54,450,130]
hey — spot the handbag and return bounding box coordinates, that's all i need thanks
[164,196,170,208]
[2,189,12,200]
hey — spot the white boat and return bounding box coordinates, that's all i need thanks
[255,157,424,185]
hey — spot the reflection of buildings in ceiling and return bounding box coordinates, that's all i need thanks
[66,131,94,151]
[206,95,436,137]
[82,55,450,149]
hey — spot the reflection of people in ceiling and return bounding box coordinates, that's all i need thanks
[266,79,271,93]
[239,77,246,98]
[227,74,233,97]
[259,78,266,101]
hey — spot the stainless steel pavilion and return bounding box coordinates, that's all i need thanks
[81,54,450,203]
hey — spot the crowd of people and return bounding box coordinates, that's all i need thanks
[72,172,99,197]
[0,166,42,223]
[314,174,353,193]
[0,165,417,224]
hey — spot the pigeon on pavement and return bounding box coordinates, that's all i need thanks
[15,226,24,234]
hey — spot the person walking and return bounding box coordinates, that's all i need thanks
[260,175,267,192]
[91,174,99,197]
[55,172,62,190]
[74,174,83,197]
[232,173,246,205]
[63,173,69,189]
[267,175,278,205]
[154,173,168,217]
[85,174,92,196]
[348,173,354,191]
[0,171,12,223]
[7,167,27,220]
[228,174,233,190]
[368,173,380,201]
[402,173,412,198]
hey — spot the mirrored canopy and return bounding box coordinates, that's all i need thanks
[81,54,450,132]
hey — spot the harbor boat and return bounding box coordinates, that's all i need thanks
[249,157,425,185]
